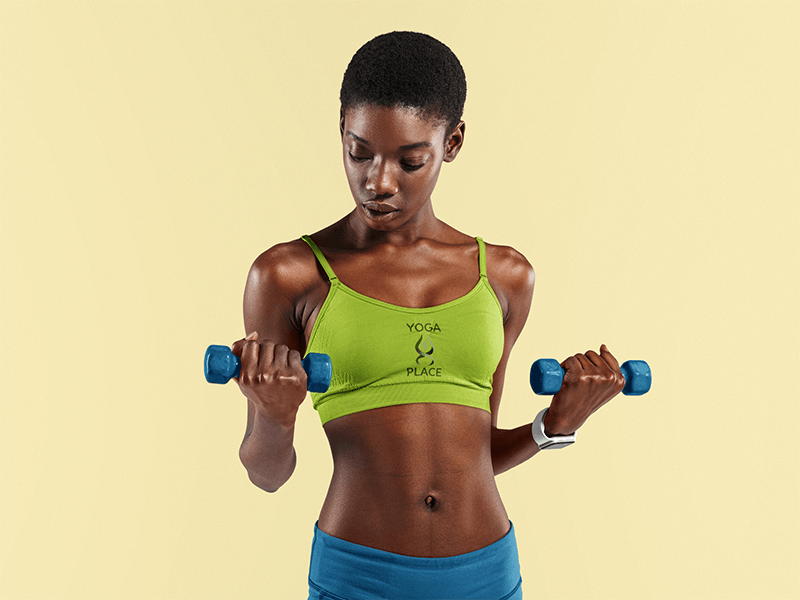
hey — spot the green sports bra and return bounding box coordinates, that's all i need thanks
[301,235,505,426]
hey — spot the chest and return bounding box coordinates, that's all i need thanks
[298,238,505,353]
[323,243,481,309]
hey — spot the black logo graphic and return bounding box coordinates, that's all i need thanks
[415,334,435,366]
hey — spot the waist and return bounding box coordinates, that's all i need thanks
[318,403,508,556]
[317,473,510,557]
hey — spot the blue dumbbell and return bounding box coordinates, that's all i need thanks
[204,344,332,393]
[530,358,651,396]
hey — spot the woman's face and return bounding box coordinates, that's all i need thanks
[340,104,464,232]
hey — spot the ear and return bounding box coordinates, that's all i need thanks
[339,106,346,139]
[442,121,466,163]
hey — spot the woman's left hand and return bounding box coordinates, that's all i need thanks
[543,344,625,436]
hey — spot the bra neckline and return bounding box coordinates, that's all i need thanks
[332,276,486,313]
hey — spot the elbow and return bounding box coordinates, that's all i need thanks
[246,470,283,493]
[489,426,522,476]
[241,462,289,493]
[489,452,506,477]
[491,455,511,477]
[239,447,297,493]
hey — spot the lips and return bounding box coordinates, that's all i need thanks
[363,201,398,213]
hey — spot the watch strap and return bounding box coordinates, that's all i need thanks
[532,407,576,450]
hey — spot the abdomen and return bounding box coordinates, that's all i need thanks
[317,402,510,557]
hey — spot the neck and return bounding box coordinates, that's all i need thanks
[342,200,445,248]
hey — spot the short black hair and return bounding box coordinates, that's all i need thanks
[340,31,467,134]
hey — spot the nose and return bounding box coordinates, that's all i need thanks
[365,159,399,196]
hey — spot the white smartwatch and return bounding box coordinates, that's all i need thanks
[532,408,576,450]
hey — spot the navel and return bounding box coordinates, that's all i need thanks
[424,495,438,511]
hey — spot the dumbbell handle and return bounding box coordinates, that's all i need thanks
[204,345,332,393]
[530,359,651,396]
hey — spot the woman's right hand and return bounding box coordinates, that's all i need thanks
[230,331,308,424]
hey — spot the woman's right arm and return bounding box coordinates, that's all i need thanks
[232,243,313,493]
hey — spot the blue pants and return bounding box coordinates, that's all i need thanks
[307,520,523,600]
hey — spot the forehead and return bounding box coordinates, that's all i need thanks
[343,104,447,148]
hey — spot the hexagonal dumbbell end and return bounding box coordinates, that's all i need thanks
[619,360,651,396]
[530,358,651,396]
[529,358,564,396]
[204,344,332,393]
[204,345,241,384]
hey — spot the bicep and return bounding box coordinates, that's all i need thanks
[242,252,305,353]
[488,250,535,427]
[240,248,307,438]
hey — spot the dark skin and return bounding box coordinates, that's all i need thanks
[232,104,626,557]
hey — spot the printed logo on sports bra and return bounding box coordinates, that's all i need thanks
[415,334,435,366]
[406,323,443,378]
[406,323,442,334]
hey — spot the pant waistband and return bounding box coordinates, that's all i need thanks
[308,520,522,600]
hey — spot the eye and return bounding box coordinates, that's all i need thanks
[348,151,425,172]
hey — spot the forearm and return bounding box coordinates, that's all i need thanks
[239,409,297,493]
[492,406,579,474]
[490,423,540,475]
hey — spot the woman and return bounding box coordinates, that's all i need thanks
[231,31,625,600]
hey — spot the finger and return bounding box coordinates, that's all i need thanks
[573,353,594,370]
[231,331,258,356]
[288,348,307,381]
[273,344,297,383]
[286,349,307,387]
[584,350,609,370]
[586,350,625,392]
[598,344,626,390]
[256,340,275,382]
[273,343,290,368]
[287,348,303,370]
[559,356,583,388]
[241,339,262,382]
[599,344,621,371]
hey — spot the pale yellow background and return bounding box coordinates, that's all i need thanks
[1,1,798,599]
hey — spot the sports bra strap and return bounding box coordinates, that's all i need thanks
[301,235,339,282]
[476,237,488,279]
[302,234,487,282]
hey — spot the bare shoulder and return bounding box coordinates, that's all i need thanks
[484,242,535,295]
[246,238,321,298]
[242,238,324,344]
[481,242,535,324]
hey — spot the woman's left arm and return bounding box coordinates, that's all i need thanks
[487,245,626,475]
[485,244,540,475]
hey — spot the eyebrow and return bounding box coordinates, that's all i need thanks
[346,131,432,151]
